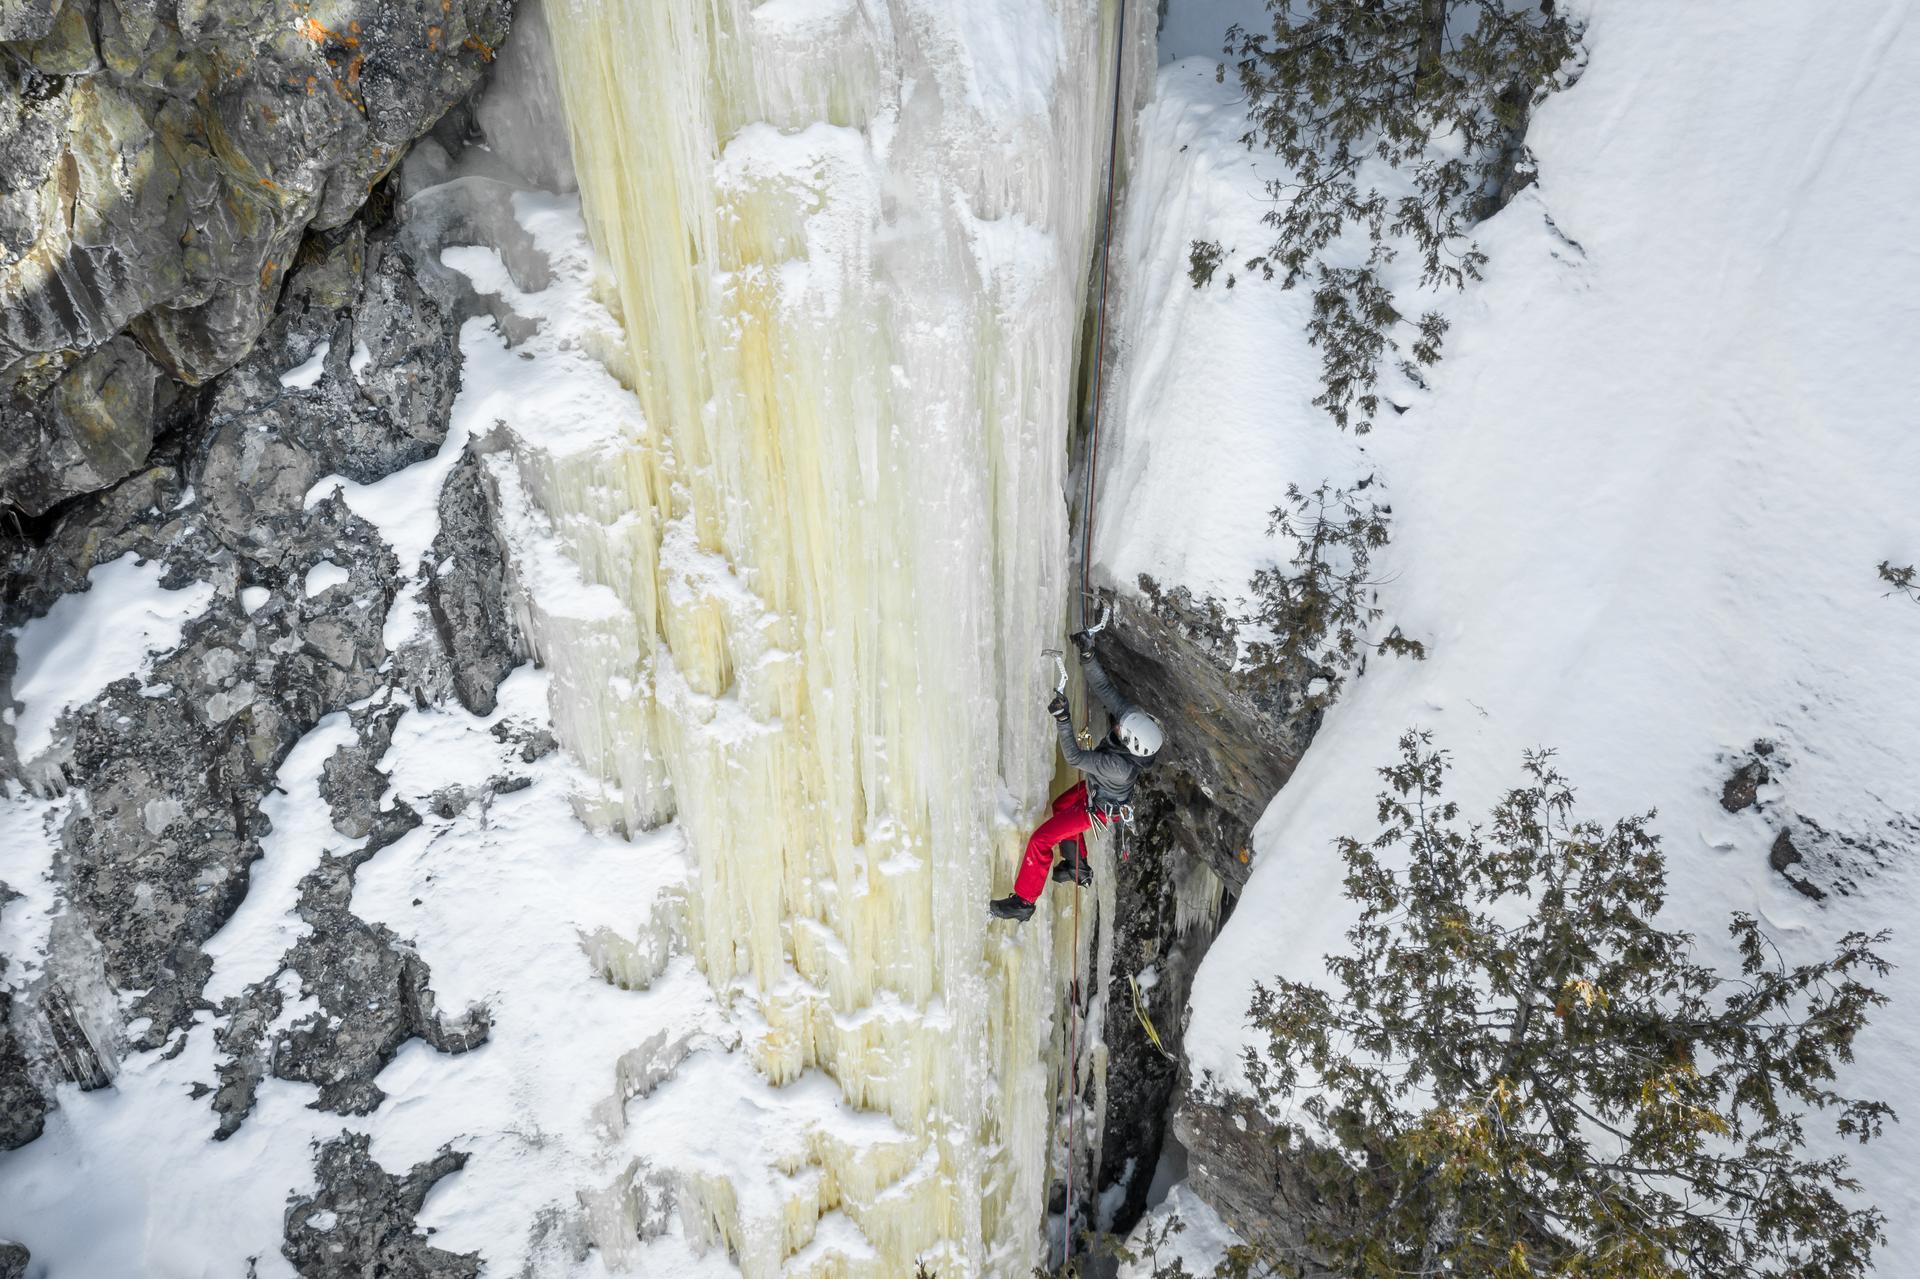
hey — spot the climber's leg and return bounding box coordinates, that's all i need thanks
[1012,784,1094,902]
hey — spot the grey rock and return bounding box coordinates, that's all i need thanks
[1710,742,1901,901]
[0,188,487,1086]
[1765,812,1904,902]
[1063,573,1320,1236]
[1172,1091,1336,1271]
[319,701,406,839]
[283,1133,480,1279]
[426,448,519,715]
[1097,577,1320,890]
[0,0,510,513]
[52,492,397,1043]
[1719,739,1777,813]
[0,1238,28,1279]
[491,715,555,764]
[0,983,51,1150]
[1090,796,1222,1233]
[1769,828,1824,900]
[0,0,61,42]
[0,894,51,1152]
[214,800,490,1137]
[195,223,461,549]
[0,336,175,516]
[467,0,574,193]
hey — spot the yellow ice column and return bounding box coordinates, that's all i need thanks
[535,0,1147,1272]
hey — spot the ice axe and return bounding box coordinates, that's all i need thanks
[1043,599,1113,693]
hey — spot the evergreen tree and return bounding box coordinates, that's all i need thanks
[1196,0,1581,432]
[1243,478,1423,708]
[1219,733,1893,1279]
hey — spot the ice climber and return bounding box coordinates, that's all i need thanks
[990,629,1164,922]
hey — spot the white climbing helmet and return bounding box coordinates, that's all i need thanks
[1116,710,1164,759]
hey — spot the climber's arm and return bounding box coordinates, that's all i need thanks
[1080,653,1137,721]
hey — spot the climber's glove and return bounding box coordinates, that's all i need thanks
[1069,630,1097,660]
[1048,691,1071,722]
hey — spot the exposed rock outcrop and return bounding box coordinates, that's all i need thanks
[1092,793,1224,1231]
[0,0,510,514]
[1097,578,1319,892]
[0,967,50,1150]
[0,180,515,1137]
[1171,1089,1336,1267]
[1076,573,1320,1237]
[283,1134,480,1278]
[426,448,520,715]
[1715,739,1902,900]
[211,796,490,1138]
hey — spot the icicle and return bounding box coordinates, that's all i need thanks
[1174,857,1225,939]
[482,0,1154,1272]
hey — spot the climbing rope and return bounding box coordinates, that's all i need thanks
[1064,0,1131,1268]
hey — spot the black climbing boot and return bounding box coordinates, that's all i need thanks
[989,894,1036,922]
[1052,848,1093,887]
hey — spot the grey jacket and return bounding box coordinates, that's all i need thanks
[1057,655,1150,809]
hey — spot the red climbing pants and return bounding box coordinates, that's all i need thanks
[1012,781,1109,902]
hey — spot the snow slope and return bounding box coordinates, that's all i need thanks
[1104,0,1920,1267]
[7,554,214,763]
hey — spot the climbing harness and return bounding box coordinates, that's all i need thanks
[1063,0,1131,1266]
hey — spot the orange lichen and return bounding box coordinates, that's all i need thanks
[462,34,496,60]
[300,15,357,46]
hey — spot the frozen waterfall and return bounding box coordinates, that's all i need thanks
[483,0,1148,1272]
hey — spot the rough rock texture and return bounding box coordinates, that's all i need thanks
[1171,1090,1336,1270]
[319,699,405,840]
[1076,576,1321,1236]
[1715,739,1900,900]
[0,0,509,514]
[0,1239,28,1279]
[211,796,490,1138]
[54,490,396,1044]
[1098,577,1320,891]
[1091,793,1224,1232]
[0,188,515,1138]
[1768,828,1824,900]
[1719,739,1777,813]
[0,975,51,1149]
[426,447,520,715]
[283,1133,481,1278]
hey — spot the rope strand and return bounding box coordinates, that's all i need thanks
[1066,4,1130,1267]
[1079,0,1130,624]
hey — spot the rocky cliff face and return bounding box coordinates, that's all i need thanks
[1079,574,1324,1238]
[0,0,510,514]
[1099,579,1320,892]
[0,2,533,1265]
